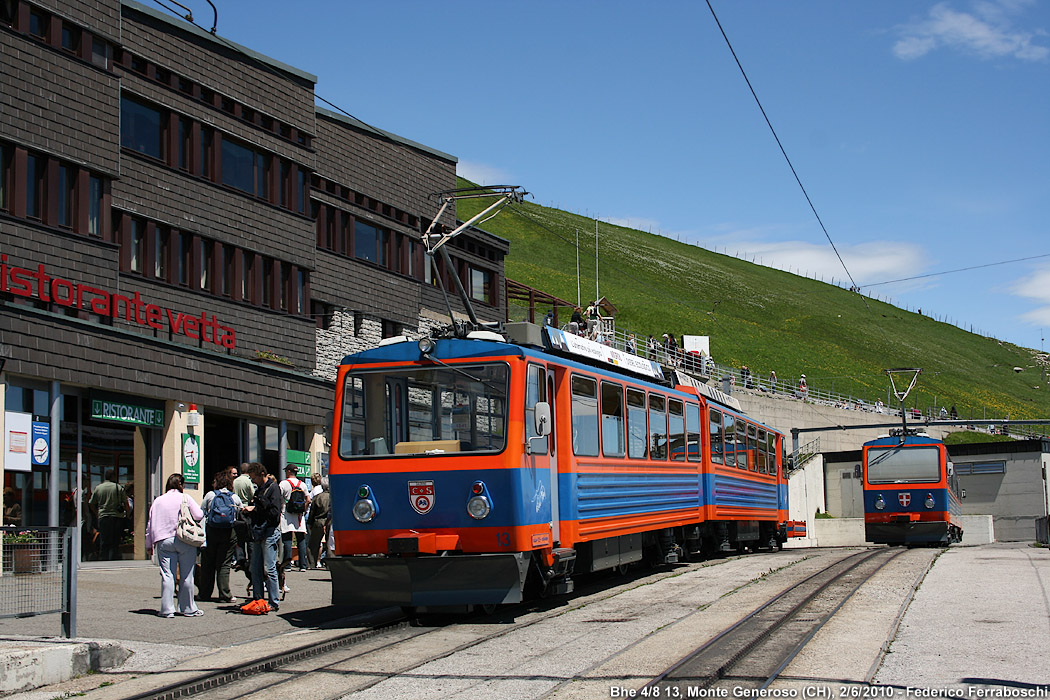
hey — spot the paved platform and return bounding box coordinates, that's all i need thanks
[0,560,388,696]
[2,543,1049,697]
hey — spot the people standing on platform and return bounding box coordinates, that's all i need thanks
[280,465,311,578]
[798,374,808,399]
[242,462,282,613]
[232,462,255,572]
[570,307,585,335]
[306,477,331,569]
[198,469,244,603]
[950,405,958,420]
[768,370,778,392]
[544,309,554,327]
[647,335,657,358]
[90,469,129,561]
[145,473,204,618]
[625,333,637,355]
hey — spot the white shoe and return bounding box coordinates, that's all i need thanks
[281,585,291,593]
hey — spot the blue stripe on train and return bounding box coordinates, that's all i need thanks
[863,487,951,515]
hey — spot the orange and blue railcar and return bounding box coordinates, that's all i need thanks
[327,324,805,609]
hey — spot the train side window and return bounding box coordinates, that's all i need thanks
[736,420,749,470]
[723,413,735,466]
[339,376,367,457]
[757,429,767,474]
[525,364,549,455]
[626,388,648,459]
[686,403,701,462]
[570,375,600,456]
[747,424,758,472]
[649,394,667,460]
[709,409,723,464]
[600,381,626,458]
[767,432,778,477]
[668,399,685,461]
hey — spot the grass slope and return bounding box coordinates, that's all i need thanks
[457,179,1049,421]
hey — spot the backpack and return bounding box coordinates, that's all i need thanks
[209,490,236,528]
[286,482,307,515]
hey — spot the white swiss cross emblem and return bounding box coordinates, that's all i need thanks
[898,492,912,507]
[409,480,435,515]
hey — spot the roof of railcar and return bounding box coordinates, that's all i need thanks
[863,434,945,448]
[340,337,781,436]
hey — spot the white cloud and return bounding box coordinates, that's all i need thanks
[706,238,928,289]
[893,1,1049,61]
[456,160,515,186]
[1012,264,1050,326]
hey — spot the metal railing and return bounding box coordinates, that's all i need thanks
[509,308,1049,437]
[790,436,822,471]
[0,526,76,637]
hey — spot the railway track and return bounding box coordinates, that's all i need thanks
[645,548,907,694]
[84,548,923,700]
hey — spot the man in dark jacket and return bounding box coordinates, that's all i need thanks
[242,462,283,612]
[306,478,331,569]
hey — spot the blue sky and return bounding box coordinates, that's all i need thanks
[193,1,1048,351]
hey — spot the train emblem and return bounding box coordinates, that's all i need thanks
[409,480,436,514]
[898,492,911,507]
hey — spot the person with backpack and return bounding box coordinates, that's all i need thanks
[279,464,311,580]
[198,469,244,603]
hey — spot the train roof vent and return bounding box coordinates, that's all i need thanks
[466,330,505,342]
[377,335,411,347]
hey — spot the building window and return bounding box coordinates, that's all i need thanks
[87,175,102,236]
[470,267,493,304]
[177,117,192,172]
[296,270,306,315]
[261,257,273,307]
[121,97,164,160]
[200,128,213,178]
[177,231,191,285]
[61,23,80,53]
[255,152,269,200]
[57,164,73,228]
[220,137,255,194]
[0,144,10,212]
[221,246,234,296]
[129,219,145,273]
[26,154,44,220]
[297,169,307,214]
[199,238,212,291]
[29,9,47,38]
[91,37,110,69]
[241,250,255,302]
[155,227,169,281]
[381,319,402,339]
[355,220,387,265]
[279,161,290,208]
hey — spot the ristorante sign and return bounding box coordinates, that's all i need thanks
[1,255,237,348]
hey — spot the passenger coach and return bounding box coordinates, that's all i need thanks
[327,322,804,610]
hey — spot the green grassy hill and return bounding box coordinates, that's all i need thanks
[456,179,1050,422]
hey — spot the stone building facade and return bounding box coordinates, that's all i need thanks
[0,0,507,561]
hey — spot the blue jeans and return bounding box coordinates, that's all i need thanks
[157,536,200,616]
[250,526,280,608]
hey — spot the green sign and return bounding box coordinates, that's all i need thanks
[182,433,200,484]
[287,449,310,467]
[91,398,164,427]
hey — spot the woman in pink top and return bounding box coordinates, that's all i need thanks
[145,474,205,618]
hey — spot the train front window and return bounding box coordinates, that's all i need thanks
[338,363,508,458]
[866,446,941,484]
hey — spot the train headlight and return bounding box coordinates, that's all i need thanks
[925,494,936,509]
[875,495,886,510]
[353,484,378,523]
[466,481,491,520]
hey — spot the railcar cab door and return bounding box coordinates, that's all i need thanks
[525,363,559,544]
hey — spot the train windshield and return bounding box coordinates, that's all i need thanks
[866,445,941,484]
[338,363,509,459]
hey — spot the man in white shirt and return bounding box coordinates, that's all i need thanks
[279,464,311,578]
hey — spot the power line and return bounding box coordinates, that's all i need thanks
[704,1,862,297]
[862,253,1050,288]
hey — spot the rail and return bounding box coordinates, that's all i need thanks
[0,526,76,637]
[790,436,822,471]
